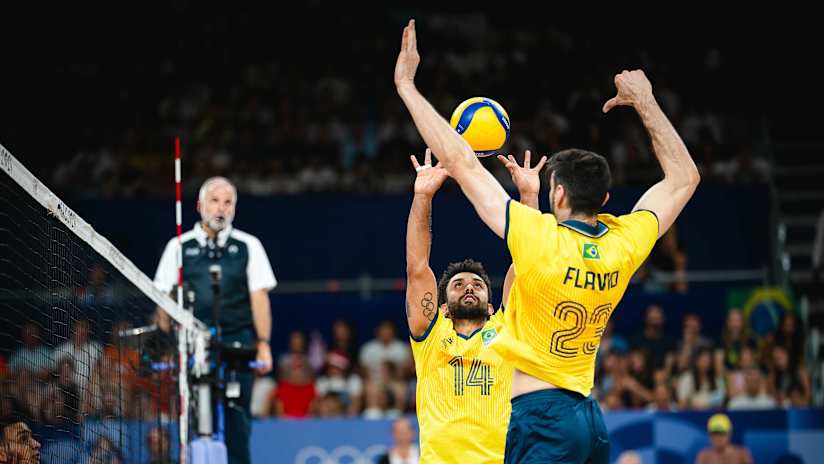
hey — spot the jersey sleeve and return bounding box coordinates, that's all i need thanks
[246,236,277,292]
[409,311,445,372]
[153,238,179,294]
[619,210,660,270]
[505,200,557,275]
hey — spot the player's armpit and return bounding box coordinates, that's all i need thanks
[501,264,515,307]
[632,178,697,238]
[405,267,439,339]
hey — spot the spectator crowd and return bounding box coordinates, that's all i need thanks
[12,10,770,198]
[247,305,810,420]
[1,304,810,429]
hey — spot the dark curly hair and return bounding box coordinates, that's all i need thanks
[546,148,611,216]
[436,259,492,306]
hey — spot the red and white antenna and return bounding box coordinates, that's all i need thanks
[175,136,189,464]
[175,136,184,303]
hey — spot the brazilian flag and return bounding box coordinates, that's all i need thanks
[583,243,600,260]
[726,286,797,337]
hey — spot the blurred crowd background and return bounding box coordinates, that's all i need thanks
[2,7,773,198]
[0,302,811,430]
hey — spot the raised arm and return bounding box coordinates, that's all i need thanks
[406,149,450,337]
[603,70,700,238]
[497,150,545,304]
[394,19,510,238]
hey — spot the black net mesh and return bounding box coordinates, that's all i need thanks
[0,172,180,464]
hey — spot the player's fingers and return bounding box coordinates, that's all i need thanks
[424,147,432,165]
[410,155,421,170]
[534,156,548,171]
[602,97,619,113]
[498,155,517,173]
[508,154,517,165]
[408,19,417,51]
[401,24,408,51]
[524,150,532,169]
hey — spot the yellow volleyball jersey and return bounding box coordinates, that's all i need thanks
[491,200,658,397]
[411,309,512,464]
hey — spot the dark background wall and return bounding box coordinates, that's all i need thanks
[68,184,770,282]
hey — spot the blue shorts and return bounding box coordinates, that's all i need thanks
[505,389,609,464]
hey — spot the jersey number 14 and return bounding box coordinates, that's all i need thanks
[449,356,493,396]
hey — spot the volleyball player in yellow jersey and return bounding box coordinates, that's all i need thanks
[405,147,544,463]
[395,20,701,463]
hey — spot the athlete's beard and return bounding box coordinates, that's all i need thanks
[447,298,488,321]
[14,446,39,464]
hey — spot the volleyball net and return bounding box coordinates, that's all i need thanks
[0,142,208,464]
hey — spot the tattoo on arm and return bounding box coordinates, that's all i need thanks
[421,292,436,321]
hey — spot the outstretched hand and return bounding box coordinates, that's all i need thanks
[496,150,547,196]
[603,69,654,113]
[394,19,420,89]
[411,148,450,196]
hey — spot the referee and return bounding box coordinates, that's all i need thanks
[153,176,276,464]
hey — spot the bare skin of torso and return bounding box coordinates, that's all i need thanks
[512,370,558,398]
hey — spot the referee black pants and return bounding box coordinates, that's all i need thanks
[218,330,254,464]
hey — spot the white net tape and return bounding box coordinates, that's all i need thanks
[0,143,207,335]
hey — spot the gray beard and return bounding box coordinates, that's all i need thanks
[447,299,488,321]
[206,216,229,232]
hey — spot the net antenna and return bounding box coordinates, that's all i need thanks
[175,137,189,464]
[0,141,210,461]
